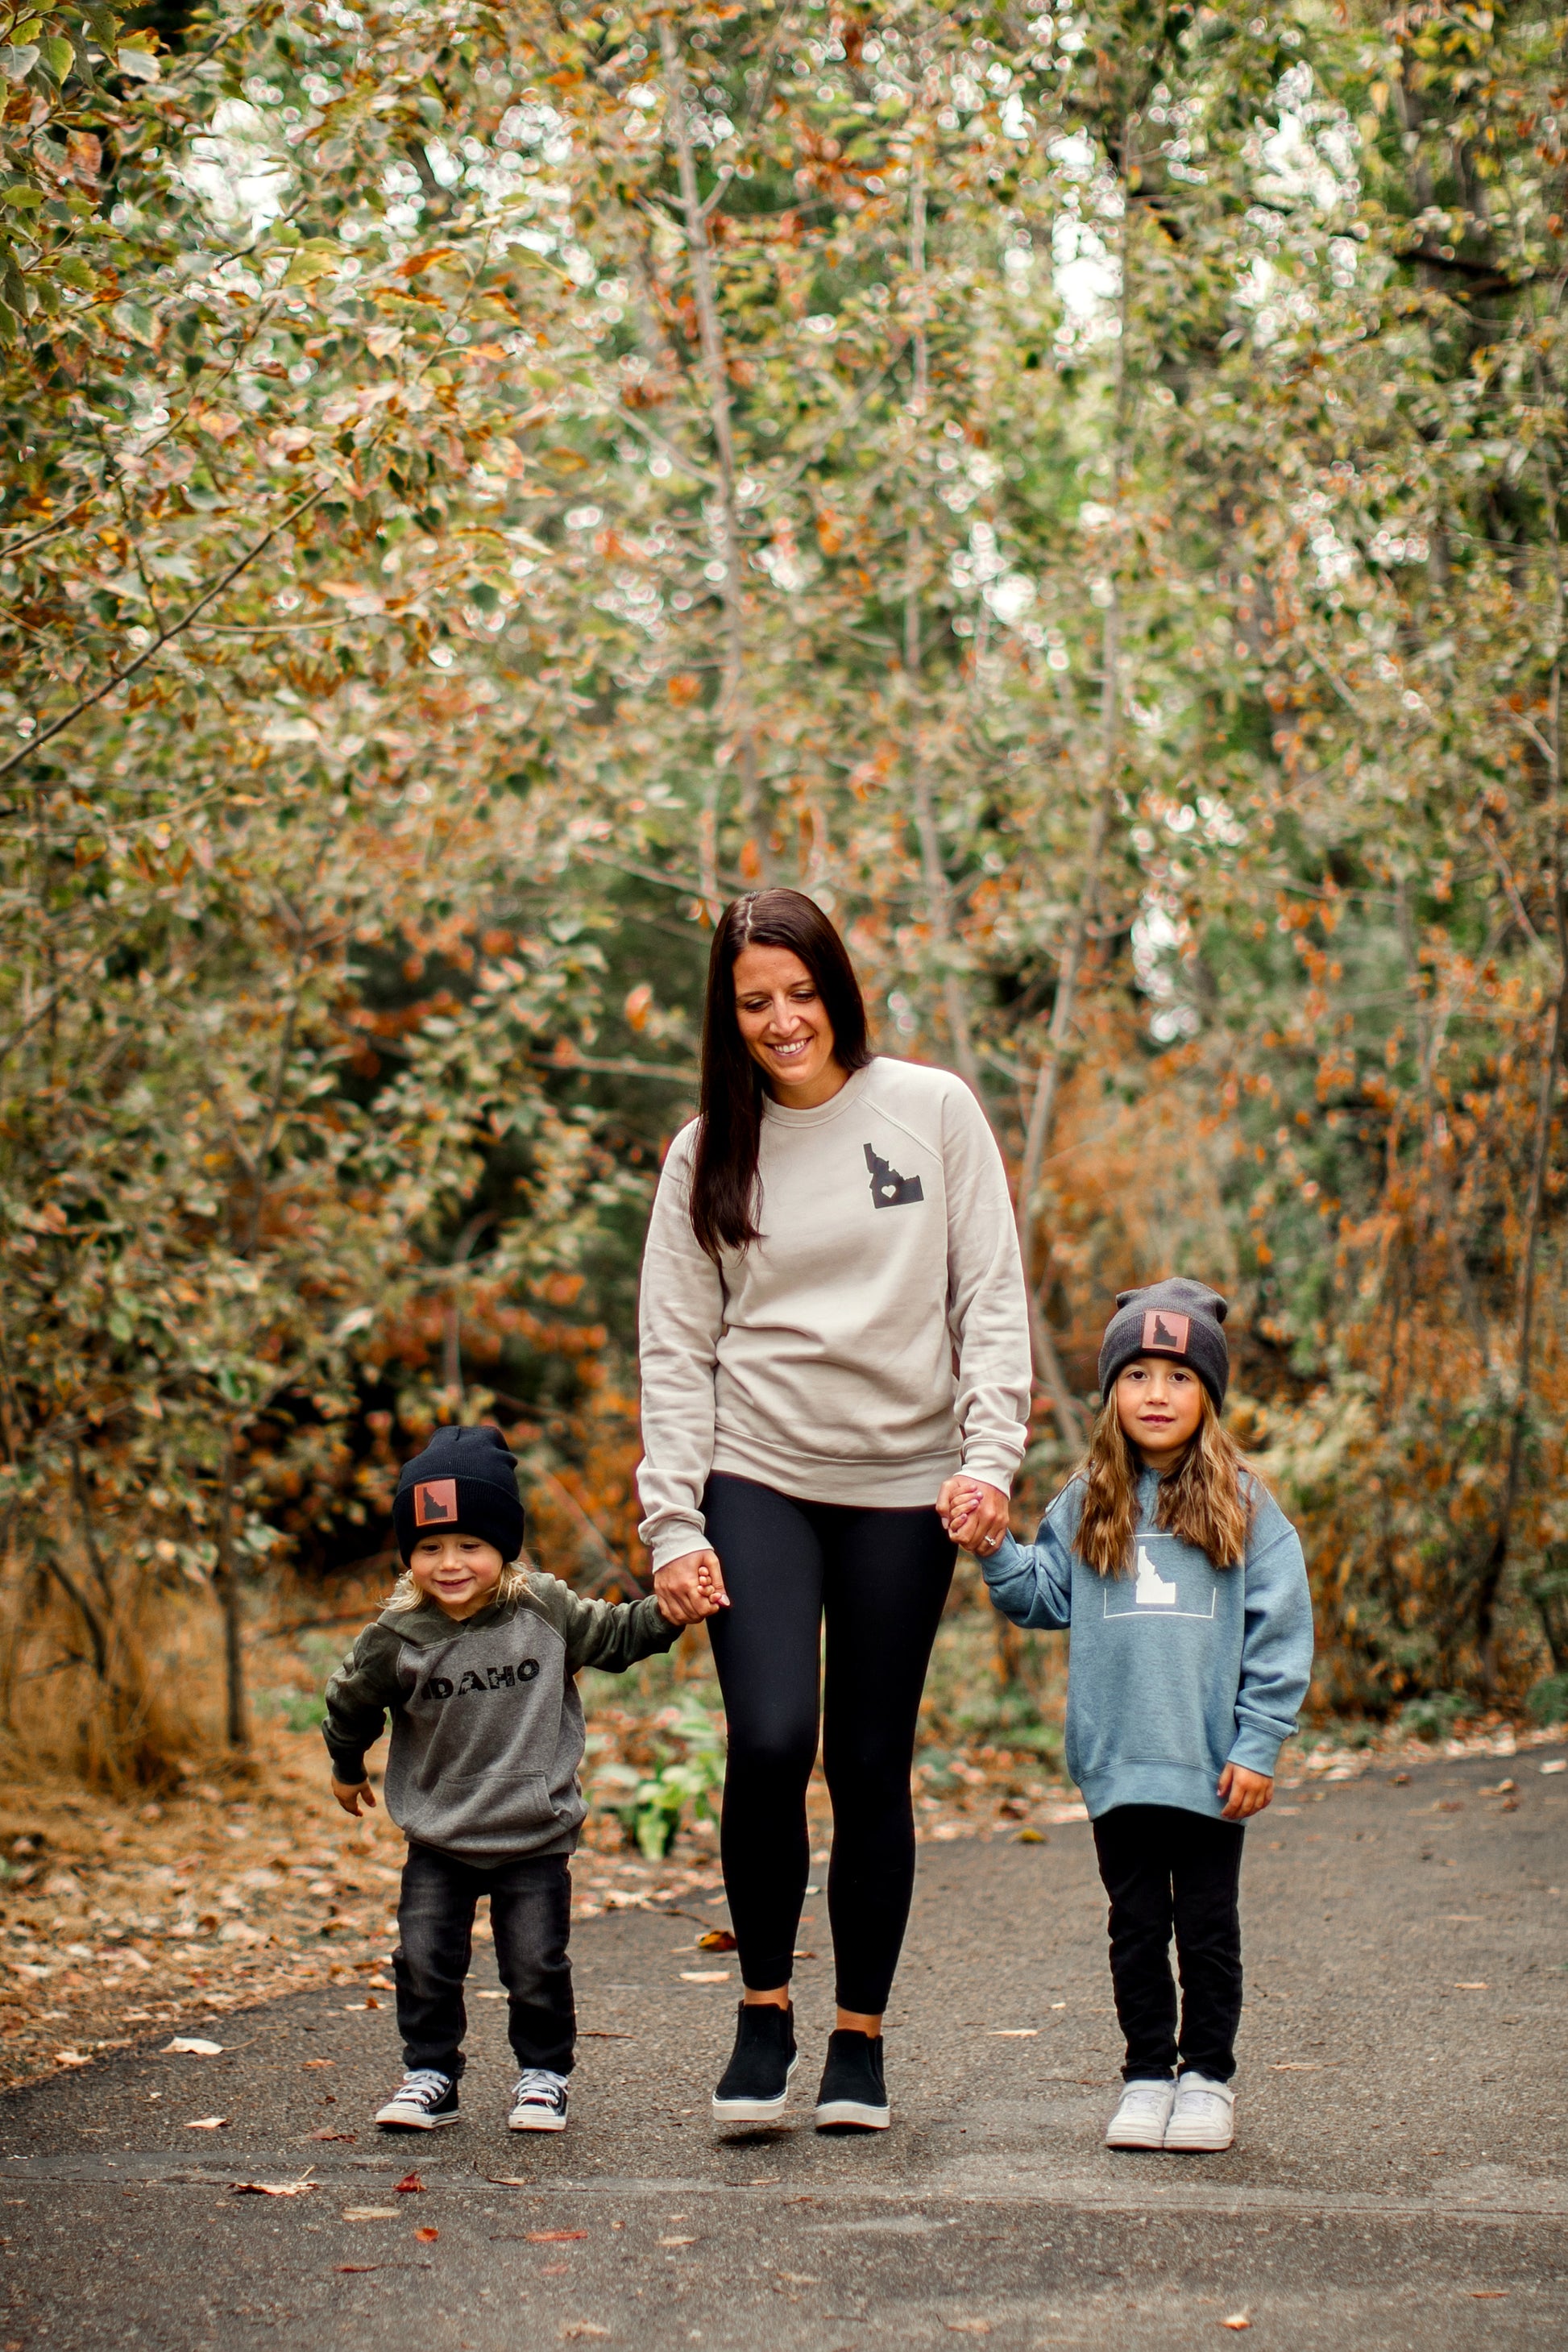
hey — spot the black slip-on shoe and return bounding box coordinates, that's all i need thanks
[814,2029,890,2131]
[711,2000,797,2129]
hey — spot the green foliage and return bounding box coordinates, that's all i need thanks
[3,0,1568,1753]
[1527,1672,1568,1729]
[587,1695,724,1860]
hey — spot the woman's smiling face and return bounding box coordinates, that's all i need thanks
[732,943,843,1105]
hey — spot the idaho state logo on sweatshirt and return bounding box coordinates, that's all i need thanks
[1101,1529,1219,1620]
[864,1142,925,1207]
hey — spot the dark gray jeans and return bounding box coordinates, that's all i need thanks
[393,1842,575,2080]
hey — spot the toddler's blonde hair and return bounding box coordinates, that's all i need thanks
[384,1553,533,1613]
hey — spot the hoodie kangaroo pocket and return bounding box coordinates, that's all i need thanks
[397,1769,564,1850]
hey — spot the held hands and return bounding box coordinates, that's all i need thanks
[936,1475,1010,1559]
[653,1547,730,1627]
[332,1777,375,1818]
[1217,1762,1273,1820]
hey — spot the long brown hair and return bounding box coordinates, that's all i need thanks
[689,889,871,1259]
[1075,1386,1253,1575]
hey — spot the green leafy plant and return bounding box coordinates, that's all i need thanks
[590,1698,724,1861]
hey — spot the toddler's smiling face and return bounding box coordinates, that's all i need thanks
[408,1530,506,1619]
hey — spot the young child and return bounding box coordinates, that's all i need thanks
[323,1423,685,2134]
[944,1279,1313,2154]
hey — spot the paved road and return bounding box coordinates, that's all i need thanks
[2,1744,1566,2350]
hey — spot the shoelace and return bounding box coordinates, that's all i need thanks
[513,2069,566,2105]
[395,2068,450,2109]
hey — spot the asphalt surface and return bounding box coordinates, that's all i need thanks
[2,1744,1565,2351]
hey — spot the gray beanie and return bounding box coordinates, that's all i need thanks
[1097,1278,1230,1411]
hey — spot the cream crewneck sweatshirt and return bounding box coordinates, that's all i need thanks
[635,1057,1033,1570]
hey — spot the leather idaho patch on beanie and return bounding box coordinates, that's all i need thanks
[392,1424,525,1565]
[1097,1278,1230,1411]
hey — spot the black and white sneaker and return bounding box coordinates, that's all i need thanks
[814,2030,890,2131]
[375,2068,459,2130]
[711,2001,797,2128]
[508,2068,570,2132]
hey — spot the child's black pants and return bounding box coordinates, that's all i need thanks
[1091,1803,1245,2083]
[394,1842,575,2080]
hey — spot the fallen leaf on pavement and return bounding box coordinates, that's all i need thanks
[660,2235,696,2246]
[988,2029,1038,2039]
[1454,1982,1489,1990]
[529,2230,588,2242]
[1014,1828,1045,1844]
[1479,1781,1516,1796]
[185,2117,229,2130]
[560,2329,611,2342]
[1470,2291,1509,2299]
[697,1928,737,1951]
[680,1968,730,1982]
[1268,2063,1321,2072]
[1541,1759,1566,1775]
[233,2178,317,2198]
[165,2038,223,2055]
[1220,2317,1251,2332]
[308,2130,355,2142]
[485,2176,531,2188]
[393,2170,425,2193]
[52,2051,90,2068]
[413,2225,438,2242]
[301,2058,335,2070]
[342,2207,400,2221]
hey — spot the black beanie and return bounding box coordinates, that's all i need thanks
[392,1424,525,1565]
[1097,1278,1230,1412]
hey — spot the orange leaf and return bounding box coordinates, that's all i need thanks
[413,2225,438,2242]
[394,2171,425,2193]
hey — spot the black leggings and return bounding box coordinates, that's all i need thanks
[1092,1804,1246,2083]
[703,1473,954,2016]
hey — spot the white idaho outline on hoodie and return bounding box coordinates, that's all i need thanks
[1101,1530,1219,1622]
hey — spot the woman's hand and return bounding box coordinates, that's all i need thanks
[653,1548,730,1625]
[937,1476,1010,1558]
[1217,1763,1273,1820]
[332,1777,375,1818]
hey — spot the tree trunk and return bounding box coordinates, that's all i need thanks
[214,1432,247,1752]
[658,21,765,903]
[1013,176,1136,1443]
[1475,419,1568,1685]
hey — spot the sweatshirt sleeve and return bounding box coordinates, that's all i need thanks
[635,1127,727,1573]
[321,1622,407,1785]
[1229,1489,1315,1777]
[942,1082,1033,1493]
[525,1573,682,1676]
[980,1484,1077,1629]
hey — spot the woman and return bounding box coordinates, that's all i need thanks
[636,888,1031,2134]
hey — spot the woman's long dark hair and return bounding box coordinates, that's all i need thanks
[689,889,871,1259]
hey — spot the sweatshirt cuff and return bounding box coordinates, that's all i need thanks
[647,1523,710,1574]
[325,1740,368,1786]
[981,1530,1027,1584]
[959,1452,1017,1496]
[1226,1724,1284,1778]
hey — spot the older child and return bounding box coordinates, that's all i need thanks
[324,1424,687,2134]
[946,1280,1313,2153]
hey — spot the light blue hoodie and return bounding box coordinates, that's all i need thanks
[982,1467,1314,1822]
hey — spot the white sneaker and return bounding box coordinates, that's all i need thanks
[1105,2076,1177,2149]
[1164,2071,1234,2151]
[508,2067,570,2131]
